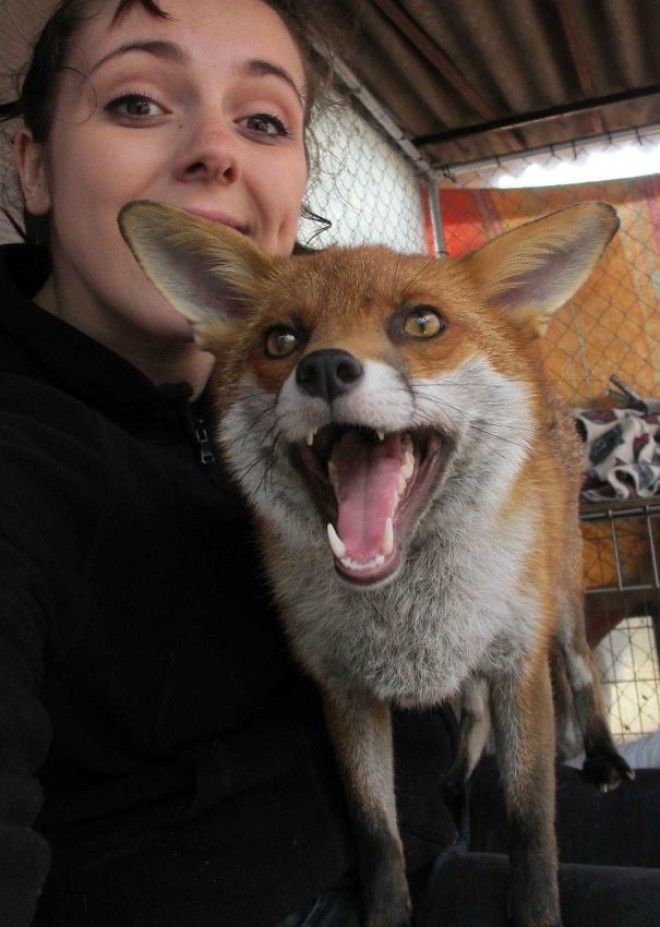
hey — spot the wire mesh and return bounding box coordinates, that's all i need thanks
[302,98,426,252]
[582,504,660,592]
[582,502,660,741]
[594,615,660,741]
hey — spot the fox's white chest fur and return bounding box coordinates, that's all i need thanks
[265,492,539,706]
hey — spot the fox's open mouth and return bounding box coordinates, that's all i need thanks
[290,425,452,586]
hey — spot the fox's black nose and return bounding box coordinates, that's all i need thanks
[296,349,364,404]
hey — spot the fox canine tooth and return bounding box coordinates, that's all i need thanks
[383,517,394,556]
[306,429,316,446]
[327,523,347,559]
[377,430,385,441]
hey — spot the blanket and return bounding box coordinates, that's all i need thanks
[576,408,660,502]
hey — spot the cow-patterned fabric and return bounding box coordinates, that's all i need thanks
[576,408,660,501]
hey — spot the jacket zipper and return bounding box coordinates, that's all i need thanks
[193,415,216,465]
[178,394,216,466]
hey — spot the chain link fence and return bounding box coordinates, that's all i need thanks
[302,98,427,252]
[583,502,660,742]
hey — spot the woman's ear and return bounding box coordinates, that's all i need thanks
[14,128,52,216]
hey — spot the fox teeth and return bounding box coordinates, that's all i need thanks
[401,452,415,480]
[377,430,385,441]
[338,553,386,571]
[327,523,347,559]
[383,517,394,556]
[328,461,341,497]
[306,428,317,446]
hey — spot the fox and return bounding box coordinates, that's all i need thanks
[120,200,633,927]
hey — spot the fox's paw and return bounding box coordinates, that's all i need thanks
[507,897,562,927]
[365,904,411,927]
[582,750,635,792]
[507,881,561,927]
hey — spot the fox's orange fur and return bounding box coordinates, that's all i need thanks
[120,201,632,927]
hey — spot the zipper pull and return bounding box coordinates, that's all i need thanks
[194,417,216,465]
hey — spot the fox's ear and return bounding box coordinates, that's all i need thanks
[118,200,274,334]
[457,202,619,340]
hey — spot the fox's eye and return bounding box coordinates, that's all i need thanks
[402,306,446,339]
[265,325,300,358]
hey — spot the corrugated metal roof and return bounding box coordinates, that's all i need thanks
[321,0,660,168]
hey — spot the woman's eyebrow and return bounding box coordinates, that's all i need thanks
[86,40,188,79]
[241,59,305,108]
[84,41,304,108]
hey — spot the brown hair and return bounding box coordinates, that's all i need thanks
[1,0,335,244]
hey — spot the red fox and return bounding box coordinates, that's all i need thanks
[120,201,633,927]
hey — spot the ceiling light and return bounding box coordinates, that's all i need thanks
[493,136,660,188]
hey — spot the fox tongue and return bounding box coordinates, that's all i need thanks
[333,431,403,561]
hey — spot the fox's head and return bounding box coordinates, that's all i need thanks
[120,202,617,588]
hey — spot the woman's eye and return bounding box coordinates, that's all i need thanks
[265,325,300,358]
[241,112,290,138]
[105,93,166,120]
[401,306,447,339]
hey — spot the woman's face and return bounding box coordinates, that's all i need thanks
[16,0,308,349]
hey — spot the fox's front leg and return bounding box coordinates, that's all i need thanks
[490,657,561,927]
[323,686,411,927]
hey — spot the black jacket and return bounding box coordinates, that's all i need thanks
[0,242,458,927]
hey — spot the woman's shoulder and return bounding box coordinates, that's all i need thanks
[0,245,111,490]
[0,242,80,398]
[0,369,105,438]
[0,242,149,443]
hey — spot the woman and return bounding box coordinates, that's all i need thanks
[0,2,457,924]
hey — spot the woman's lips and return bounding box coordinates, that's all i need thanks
[185,208,249,235]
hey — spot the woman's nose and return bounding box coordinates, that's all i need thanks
[175,124,241,185]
